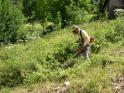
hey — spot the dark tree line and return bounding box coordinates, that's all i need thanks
[0,0,105,43]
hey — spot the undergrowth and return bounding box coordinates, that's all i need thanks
[0,19,124,93]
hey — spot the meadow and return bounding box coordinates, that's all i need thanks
[0,19,124,93]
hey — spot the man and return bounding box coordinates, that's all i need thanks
[72,25,90,60]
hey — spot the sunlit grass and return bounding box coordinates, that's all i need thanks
[0,19,124,93]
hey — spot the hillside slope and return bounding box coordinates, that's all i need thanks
[0,20,124,93]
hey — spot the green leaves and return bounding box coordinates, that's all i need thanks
[0,0,25,43]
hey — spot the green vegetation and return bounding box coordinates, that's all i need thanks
[0,0,105,44]
[0,18,124,92]
[0,0,124,93]
[0,0,24,43]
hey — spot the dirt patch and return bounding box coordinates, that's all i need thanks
[112,76,124,93]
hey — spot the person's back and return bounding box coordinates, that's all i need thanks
[79,29,90,47]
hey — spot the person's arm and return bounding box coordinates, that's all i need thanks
[74,45,89,58]
[74,47,84,57]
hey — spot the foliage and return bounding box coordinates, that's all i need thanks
[22,0,96,28]
[0,61,24,87]
[93,0,106,18]
[0,0,124,92]
[0,20,124,92]
[0,0,108,44]
[42,23,56,35]
[105,19,124,43]
[0,0,25,43]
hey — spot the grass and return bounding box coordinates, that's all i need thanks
[0,19,124,93]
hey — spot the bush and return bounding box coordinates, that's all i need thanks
[45,41,75,69]
[42,24,56,35]
[41,23,56,36]
[105,20,124,43]
[0,0,25,43]
[0,62,24,87]
[114,22,124,37]
[91,33,108,53]
[17,25,28,41]
[0,60,39,87]
[105,31,122,43]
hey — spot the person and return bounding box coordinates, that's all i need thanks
[72,25,91,60]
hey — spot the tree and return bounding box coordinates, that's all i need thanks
[23,0,36,22]
[22,0,100,28]
[93,0,106,18]
[34,0,50,29]
[0,0,25,43]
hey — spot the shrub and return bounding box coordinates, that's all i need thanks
[91,37,108,53]
[45,42,75,69]
[0,62,24,87]
[105,20,124,43]
[105,31,122,43]
[114,21,124,38]
[42,24,56,35]
[17,25,28,41]
[0,0,25,43]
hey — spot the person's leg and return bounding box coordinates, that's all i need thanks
[83,46,90,60]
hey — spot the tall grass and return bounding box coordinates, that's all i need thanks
[0,19,124,93]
